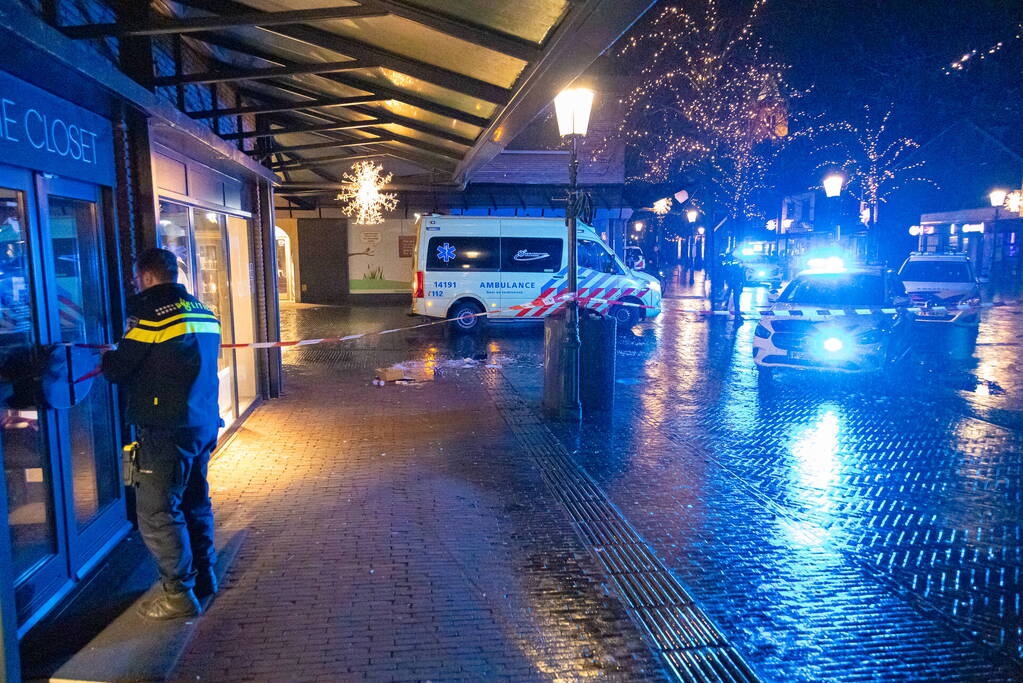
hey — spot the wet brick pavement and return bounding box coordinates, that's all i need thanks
[172,304,664,682]
[178,271,1023,681]
[503,271,1023,681]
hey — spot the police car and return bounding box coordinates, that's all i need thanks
[741,257,783,288]
[412,216,661,331]
[897,252,980,325]
[624,246,646,271]
[753,260,914,374]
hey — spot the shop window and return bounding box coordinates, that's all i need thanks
[157,201,195,291]
[0,187,56,577]
[48,195,119,528]
[227,215,257,416]
[156,202,257,430]
[193,210,236,426]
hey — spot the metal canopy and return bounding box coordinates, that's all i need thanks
[61,0,655,197]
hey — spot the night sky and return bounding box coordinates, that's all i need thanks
[761,0,1022,145]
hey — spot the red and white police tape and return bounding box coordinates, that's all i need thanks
[70,294,1017,368]
[693,300,1015,318]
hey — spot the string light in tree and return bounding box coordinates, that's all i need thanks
[945,23,1022,74]
[337,161,398,225]
[607,0,792,220]
[811,106,936,225]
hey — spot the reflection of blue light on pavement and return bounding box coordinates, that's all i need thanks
[787,409,842,546]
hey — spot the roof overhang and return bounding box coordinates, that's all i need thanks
[47,0,653,197]
[0,1,277,183]
[452,0,657,185]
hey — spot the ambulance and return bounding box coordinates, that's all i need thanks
[411,215,661,331]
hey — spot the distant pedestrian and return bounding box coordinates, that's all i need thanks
[102,248,222,620]
[722,253,746,319]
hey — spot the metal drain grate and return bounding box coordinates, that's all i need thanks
[485,376,759,683]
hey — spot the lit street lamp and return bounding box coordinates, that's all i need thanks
[686,208,699,223]
[822,172,846,244]
[990,189,1009,248]
[823,172,845,198]
[553,86,594,419]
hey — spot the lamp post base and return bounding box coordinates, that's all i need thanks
[542,306,582,421]
[561,312,582,420]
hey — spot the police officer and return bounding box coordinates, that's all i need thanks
[102,248,222,620]
[722,252,747,319]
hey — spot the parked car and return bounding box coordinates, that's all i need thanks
[741,257,783,288]
[753,266,914,374]
[412,216,661,332]
[897,252,980,325]
[624,246,646,272]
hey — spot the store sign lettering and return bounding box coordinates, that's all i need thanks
[0,71,114,185]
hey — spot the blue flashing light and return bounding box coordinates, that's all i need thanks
[805,256,846,273]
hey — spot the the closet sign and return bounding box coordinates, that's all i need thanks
[0,70,114,185]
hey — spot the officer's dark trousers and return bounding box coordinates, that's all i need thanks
[727,283,744,314]
[135,424,218,594]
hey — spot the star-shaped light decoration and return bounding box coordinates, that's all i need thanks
[337,161,398,225]
[652,197,673,215]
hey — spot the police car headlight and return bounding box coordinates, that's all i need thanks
[813,332,854,357]
[822,337,844,353]
[754,324,771,339]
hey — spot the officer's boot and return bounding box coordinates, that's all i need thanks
[137,588,201,621]
[194,566,219,601]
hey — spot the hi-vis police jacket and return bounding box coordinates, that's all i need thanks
[102,283,221,428]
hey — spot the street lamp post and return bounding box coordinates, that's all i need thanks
[990,189,1008,279]
[554,86,594,419]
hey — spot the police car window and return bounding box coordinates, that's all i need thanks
[899,261,972,282]
[578,240,621,274]
[780,273,886,305]
[426,236,499,271]
[501,238,563,273]
[889,274,907,297]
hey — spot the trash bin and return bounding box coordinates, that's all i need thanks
[542,309,570,417]
[579,309,616,412]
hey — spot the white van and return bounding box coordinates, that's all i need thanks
[411,215,661,331]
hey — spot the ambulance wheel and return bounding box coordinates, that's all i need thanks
[611,300,639,332]
[449,300,485,332]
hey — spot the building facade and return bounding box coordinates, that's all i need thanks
[916,205,1023,281]
[0,0,656,677]
[0,5,282,676]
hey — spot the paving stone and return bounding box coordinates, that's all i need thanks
[172,305,664,682]
[181,287,1023,681]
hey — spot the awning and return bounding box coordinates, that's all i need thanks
[55,0,655,197]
